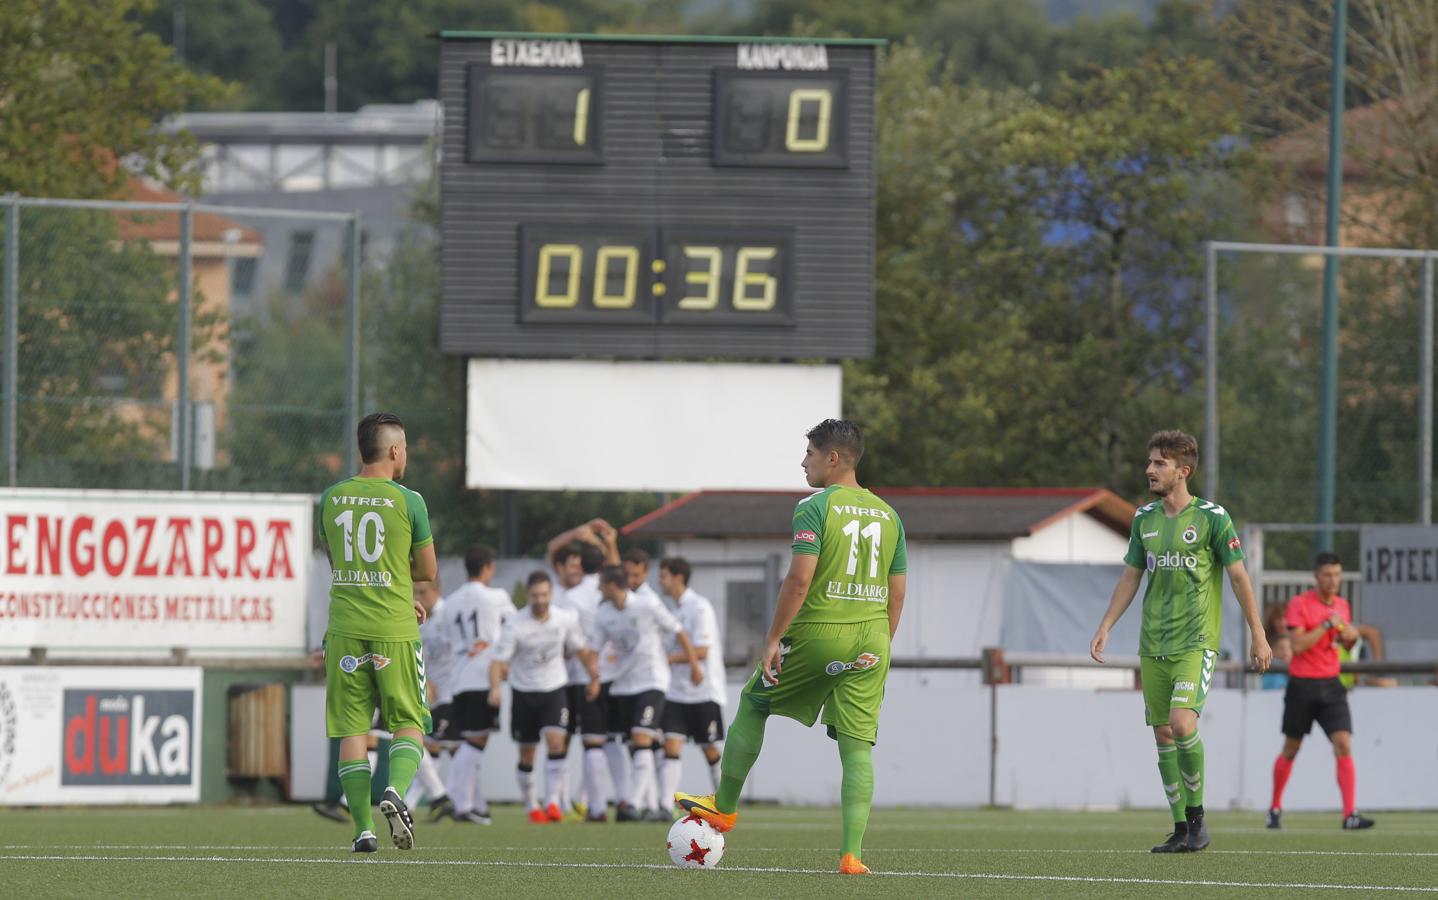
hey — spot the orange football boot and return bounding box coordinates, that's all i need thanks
[839,853,870,875]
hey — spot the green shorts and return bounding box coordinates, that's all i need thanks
[740,619,890,744]
[1141,649,1217,727]
[323,632,432,738]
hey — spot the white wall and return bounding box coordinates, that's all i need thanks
[1012,513,1129,563]
[291,681,1436,811]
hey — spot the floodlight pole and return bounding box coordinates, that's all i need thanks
[1316,0,1347,551]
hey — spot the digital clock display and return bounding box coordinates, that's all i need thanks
[466,66,603,164]
[519,226,793,325]
[713,70,849,168]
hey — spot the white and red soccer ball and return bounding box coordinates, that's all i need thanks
[666,815,725,869]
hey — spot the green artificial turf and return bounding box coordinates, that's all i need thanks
[2,805,1435,898]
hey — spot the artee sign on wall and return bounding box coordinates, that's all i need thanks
[1360,524,1438,661]
[0,666,202,805]
[0,488,311,655]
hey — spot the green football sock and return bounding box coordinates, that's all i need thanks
[387,736,425,797]
[714,695,768,814]
[338,759,375,838]
[837,734,874,858]
[1156,741,1184,824]
[1175,729,1205,808]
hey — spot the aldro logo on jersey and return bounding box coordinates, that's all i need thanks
[1147,551,1198,573]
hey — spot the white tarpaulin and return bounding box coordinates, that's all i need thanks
[466,359,842,491]
[0,488,311,655]
[0,666,203,805]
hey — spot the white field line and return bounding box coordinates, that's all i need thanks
[5,844,1438,859]
[0,853,1435,892]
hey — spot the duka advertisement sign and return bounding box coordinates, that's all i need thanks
[0,488,311,654]
[0,666,202,805]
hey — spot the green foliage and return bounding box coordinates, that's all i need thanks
[0,0,224,196]
[848,46,1252,497]
[10,208,230,489]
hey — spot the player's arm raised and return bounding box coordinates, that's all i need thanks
[1091,566,1142,664]
[763,552,818,684]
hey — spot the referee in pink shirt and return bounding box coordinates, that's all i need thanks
[1266,552,1375,830]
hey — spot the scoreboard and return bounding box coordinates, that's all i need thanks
[437,33,879,360]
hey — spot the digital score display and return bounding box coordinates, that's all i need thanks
[713,70,848,168]
[438,34,879,360]
[466,67,603,164]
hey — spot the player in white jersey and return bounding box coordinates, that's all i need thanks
[412,578,454,819]
[594,565,703,822]
[440,546,515,824]
[489,571,600,823]
[549,527,621,821]
[655,556,727,809]
[621,547,667,815]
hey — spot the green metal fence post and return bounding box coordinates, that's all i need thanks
[3,196,17,487]
[345,215,361,475]
[1316,0,1347,550]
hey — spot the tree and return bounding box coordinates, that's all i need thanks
[847,47,1253,495]
[0,0,223,197]
[133,0,284,110]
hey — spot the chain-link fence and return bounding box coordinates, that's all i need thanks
[1206,242,1434,570]
[0,196,361,492]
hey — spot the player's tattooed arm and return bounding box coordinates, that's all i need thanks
[580,648,601,699]
[762,553,818,684]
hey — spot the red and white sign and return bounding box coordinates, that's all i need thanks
[0,488,311,654]
[0,666,202,805]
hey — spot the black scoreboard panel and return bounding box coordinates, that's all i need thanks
[438,34,877,360]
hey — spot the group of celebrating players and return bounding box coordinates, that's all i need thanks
[416,531,727,828]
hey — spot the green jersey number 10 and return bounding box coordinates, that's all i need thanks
[334,510,386,564]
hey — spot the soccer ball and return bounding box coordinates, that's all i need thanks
[666,814,725,869]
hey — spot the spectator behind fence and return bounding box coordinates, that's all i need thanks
[1266,552,1375,832]
[1261,602,1291,691]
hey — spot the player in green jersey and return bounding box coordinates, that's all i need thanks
[677,419,908,875]
[319,412,438,853]
[1090,430,1271,854]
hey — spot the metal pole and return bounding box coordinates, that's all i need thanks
[1204,242,1219,498]
[1422,255,1434,524]
[177,205,193,490]
[345,215,361,475]
[1316,0,1347,551]
[2,197,17,487]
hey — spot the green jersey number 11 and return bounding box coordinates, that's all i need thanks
[842,519,883,578]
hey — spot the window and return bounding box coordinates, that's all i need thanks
[284,230,316,292]
[231,257,257,296]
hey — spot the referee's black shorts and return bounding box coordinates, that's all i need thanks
[1282,676,1353,738]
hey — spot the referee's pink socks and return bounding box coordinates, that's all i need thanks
[1336,756,1356,817]
[1270,755,1293,810]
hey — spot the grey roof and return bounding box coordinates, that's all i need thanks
[166,102,439,145]
[623,489,1135,542]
